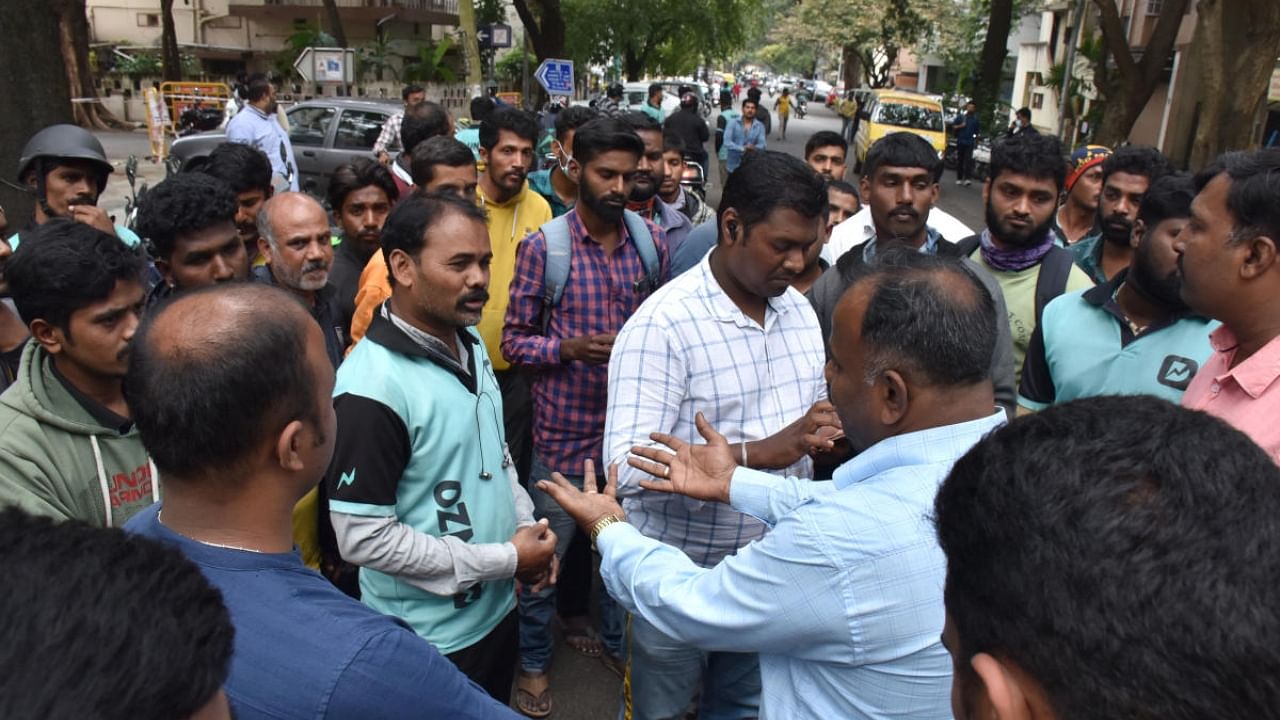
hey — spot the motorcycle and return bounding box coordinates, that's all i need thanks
[972,137,992,181]
[944,135,992,180]
[794,94,808,119]
[177,105,224,137]
[681,156,706,201]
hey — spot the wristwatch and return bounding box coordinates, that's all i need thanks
[589,514,626,549]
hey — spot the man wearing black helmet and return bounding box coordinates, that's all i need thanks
[663,87,710,180]
[8,124,142,252]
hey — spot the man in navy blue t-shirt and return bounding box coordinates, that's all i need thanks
[951,101,980,186]
[124,282,518,720]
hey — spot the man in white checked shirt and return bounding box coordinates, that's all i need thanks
[603,152,839,720]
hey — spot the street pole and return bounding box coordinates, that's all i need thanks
[521,30,530,109]
[1057,0,1087,148]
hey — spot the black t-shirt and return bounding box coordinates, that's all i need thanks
[0,341,23,395]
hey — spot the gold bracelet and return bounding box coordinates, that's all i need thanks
[589,515,625,548]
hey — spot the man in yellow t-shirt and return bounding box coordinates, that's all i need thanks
[775,88,792,141]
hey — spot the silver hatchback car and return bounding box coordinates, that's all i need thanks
[169,97,402,200]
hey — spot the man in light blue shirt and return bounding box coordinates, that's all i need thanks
[225,74,298,192]
[722,98,766,174]
[552,249,1005,719]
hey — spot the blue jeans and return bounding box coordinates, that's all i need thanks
[620,614,761,720]
[517,455,624,673]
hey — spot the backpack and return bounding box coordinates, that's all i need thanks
[954,235,1074,326]
[540,209,661,333]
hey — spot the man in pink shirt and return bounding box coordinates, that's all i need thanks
[1175,148,1280,461]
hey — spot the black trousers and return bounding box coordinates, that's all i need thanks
[446,610,519,704]
[495,369,533,487]
[957,143,975,181]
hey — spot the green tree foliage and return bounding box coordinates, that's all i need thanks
[496,49,536,85]
[402,38,459,83]
[769,0,926,86]
[357,35,402,83]
[565,0,767,80]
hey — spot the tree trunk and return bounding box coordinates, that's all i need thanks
[1187,0,1280,169]
[321,0,347,48]
[624,50,644,82]
[511,0,565,61]
[841,44,862,90]
[1090,0,1191,145]
[0,0,74,225]
[160,0,182,82]
[51,0,127,130]
[973,0,1013,127]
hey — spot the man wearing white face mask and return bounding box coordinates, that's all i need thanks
[528,106,599,218]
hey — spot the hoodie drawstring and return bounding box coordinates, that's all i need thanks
[90,435,161,527]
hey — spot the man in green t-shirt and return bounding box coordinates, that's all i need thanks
[961,133,1094,386]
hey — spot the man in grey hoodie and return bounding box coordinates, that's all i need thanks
[0,219,154,526]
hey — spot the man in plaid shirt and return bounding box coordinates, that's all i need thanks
[502,116,670,716]
[374,84,426,164]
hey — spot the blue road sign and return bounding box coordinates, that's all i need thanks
[535,59,574,96]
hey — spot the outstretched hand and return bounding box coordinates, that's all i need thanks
[537,460,625,534]
[628,412,737,504]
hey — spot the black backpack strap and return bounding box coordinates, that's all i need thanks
[953,234,981,258]
[1033,246,1075,325]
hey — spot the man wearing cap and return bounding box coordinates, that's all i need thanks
[1053,145,1111,246]
[9,125,142,252]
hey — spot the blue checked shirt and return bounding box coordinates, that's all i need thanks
[598,410,1007,719]
[604,250,826,567]
[226,105,299,192]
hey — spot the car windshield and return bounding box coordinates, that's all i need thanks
[875,102,943,131]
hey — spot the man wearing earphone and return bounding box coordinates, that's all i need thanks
[327,194,557,705]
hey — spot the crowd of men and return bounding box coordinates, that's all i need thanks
[1,73,1279,720]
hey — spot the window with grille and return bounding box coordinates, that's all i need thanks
[1146,0,1163,15]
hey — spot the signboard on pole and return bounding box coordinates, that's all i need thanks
[535,59,574,96]
[478,23,512,50]
[294,47,356,84]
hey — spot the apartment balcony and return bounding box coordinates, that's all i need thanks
[229,0,459,27]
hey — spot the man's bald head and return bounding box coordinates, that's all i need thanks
[124,283,322,481]
[838,249,996,388]
[257,192,333,292]
[826,248,997,452]
[256,192,327,251]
